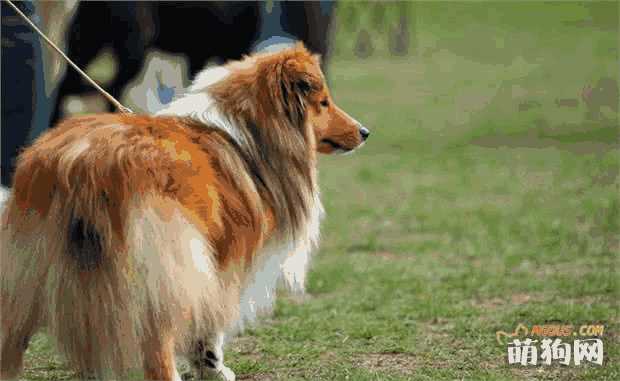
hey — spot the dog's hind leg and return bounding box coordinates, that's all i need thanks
[189,333,235,381]
[0,234,43,380]
[142,332,183,381]
[0,312,39,380]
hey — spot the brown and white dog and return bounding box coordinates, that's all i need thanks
[0,44,369,380]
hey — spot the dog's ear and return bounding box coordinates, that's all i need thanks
[278,53,322,126]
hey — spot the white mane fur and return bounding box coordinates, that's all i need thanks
[156,67,246,147]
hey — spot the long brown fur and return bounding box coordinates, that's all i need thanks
[0,43,366,380]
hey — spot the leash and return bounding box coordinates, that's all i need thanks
[3,0,133,114]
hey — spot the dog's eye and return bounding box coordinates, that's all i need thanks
[320,99,329,107]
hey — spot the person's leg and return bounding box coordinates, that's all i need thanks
[49,2,109,124]
[253,1,297,52]
[280,1,336,58]
[254,1,336,72]
[108,3,148,111]
[1,0,53,187]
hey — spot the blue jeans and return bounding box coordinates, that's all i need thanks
[254,1,336,53]
[1,0,53,186]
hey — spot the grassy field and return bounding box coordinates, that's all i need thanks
[19,2,618,380]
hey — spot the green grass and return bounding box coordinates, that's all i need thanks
[19,2,619,380]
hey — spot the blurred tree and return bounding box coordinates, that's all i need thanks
[354,29,374,58]
[389,2,411,56]
[336,1,414,58]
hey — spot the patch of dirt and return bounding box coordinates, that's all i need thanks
[237,367,326,381]
[351,352,418,376]
[236,372,276,381]
[472,292,547,310]
[230,336,260,357]
[373,251,399,260]
[422,318,456,339]
[509,365,593,381]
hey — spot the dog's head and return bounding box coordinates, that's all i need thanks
[206,43,369,155]
[271,44,370,154]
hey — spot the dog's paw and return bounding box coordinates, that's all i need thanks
[194,365,235,381]
[216,365,235,381]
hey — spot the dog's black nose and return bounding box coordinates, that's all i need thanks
[359,126,370,141]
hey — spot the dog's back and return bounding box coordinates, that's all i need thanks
[0,114,238,378]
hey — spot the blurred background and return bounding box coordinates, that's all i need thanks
[2,1,618,379]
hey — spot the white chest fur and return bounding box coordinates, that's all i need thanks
[234,196,323,332]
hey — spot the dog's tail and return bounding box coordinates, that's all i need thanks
[2,189,237,378]
[66,216,104,270]
[1,128,237,378]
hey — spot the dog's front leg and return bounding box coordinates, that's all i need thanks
[189,333,235,381]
